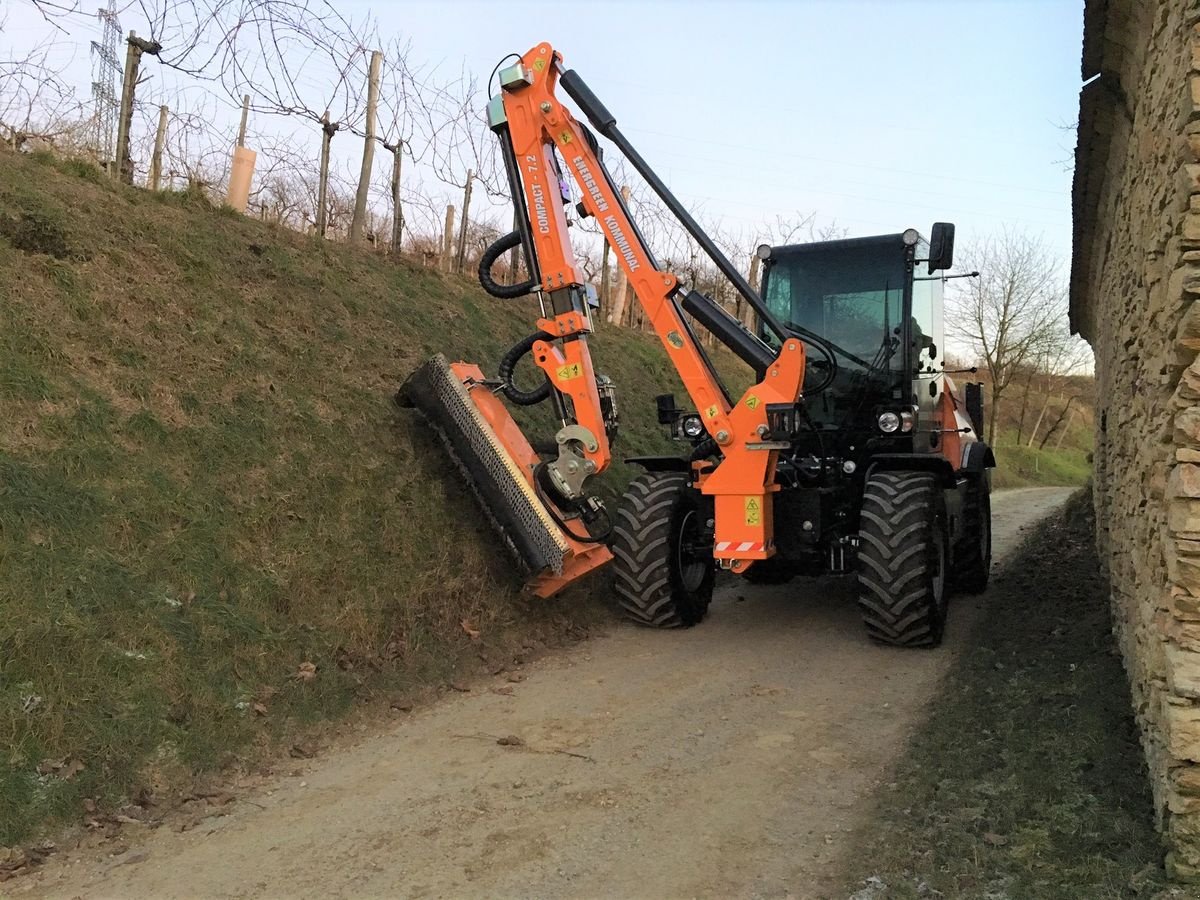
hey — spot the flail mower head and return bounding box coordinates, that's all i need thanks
[396,355,612,597]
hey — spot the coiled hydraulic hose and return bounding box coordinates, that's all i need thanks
[498,330,553,406]
[478,231,537,299]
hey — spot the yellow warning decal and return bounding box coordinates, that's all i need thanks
[744,496,762,527]
[556,362,583,381]
[705,404,719,419]
[746,395,760,410]
[559,131,573,144]
[533,58,547,71]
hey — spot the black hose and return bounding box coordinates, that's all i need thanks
[498,331,553,406]
[479,231,537,299]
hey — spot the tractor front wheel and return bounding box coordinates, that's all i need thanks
[856,471,948,648]
[611,472,713,627]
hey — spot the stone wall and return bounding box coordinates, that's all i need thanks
[1071,0,1200,878]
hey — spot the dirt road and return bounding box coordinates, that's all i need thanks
[18,487,1075,900]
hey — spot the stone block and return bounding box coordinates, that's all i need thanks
[1185,213,1200,244]
[1164,699,1200,762]
[1178,407,1200,445]
[1171,498,1200,533]
[1171,587,1200,621]
[1168,642,1200,698]
[1173,763,1200,796]
[1169,464,1200,498]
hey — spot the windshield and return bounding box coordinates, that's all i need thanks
[761,235,908,426]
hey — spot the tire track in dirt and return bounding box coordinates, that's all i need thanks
[17,487,1075,900]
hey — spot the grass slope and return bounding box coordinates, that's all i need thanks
[0,149,719,846]
[840,491,1167,899]
[989,435,1093,489]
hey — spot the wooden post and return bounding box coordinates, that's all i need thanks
[607,185,633,324]
[112,32,161,183]
[113,32,139,183]
[1027,397,1051,448]
[1054,406,1077,450]
[236,94,250,147]
[148,104,167,190]
[442,204,456,272]
[455,169,474,273]
[350,49,383,244]
[387,143,403,254]
[316,113,338,237]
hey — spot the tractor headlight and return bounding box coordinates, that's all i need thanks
[680,414,704,439]
[900,411,915,433]
[877,411,901,433]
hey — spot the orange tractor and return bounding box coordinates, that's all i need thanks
[400,42,994,647]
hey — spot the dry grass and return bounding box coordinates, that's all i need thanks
[0,148,734,845]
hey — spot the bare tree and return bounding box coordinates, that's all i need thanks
[948,229,1074,445]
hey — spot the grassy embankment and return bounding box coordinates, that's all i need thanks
[841,491,1169,899]
[0,148,733,846]
[972,371,1095,489]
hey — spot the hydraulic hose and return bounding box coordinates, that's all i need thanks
[478,231,537,299]
[498,330,553,406]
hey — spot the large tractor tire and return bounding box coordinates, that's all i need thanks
[955,474,992,595]
[856,471,948,648]
[611,471,713,627]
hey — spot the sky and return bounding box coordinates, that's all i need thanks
[352,0,1083,261]
[3,0,1083,266]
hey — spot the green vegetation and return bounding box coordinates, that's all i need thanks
[0,149,726,846]
[990,438,1093,489]
[841,491,1168,899]
[989,427,1094,489]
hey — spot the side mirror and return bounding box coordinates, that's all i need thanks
[655,393,680,425]
[928,222,955,274]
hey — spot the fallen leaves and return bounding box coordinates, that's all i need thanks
[0,842,56,881]
[36,757,85,780]
[294,661,317,682]
[460,619,481,640]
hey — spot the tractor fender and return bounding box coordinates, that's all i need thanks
[625,455,691,473]
[961,442,996,474]
[864,454,957,489]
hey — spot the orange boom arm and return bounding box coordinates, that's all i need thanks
[489,42,805,576]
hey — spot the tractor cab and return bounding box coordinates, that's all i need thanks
[757,226,955,467]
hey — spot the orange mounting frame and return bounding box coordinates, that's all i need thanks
[494,41,807,573]
[451,361,614,597]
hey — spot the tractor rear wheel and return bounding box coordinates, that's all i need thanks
[856,471,948,648]
[611,472,713,627]
[955,474,992,594]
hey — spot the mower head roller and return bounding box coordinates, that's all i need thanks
[396,355,611,597]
